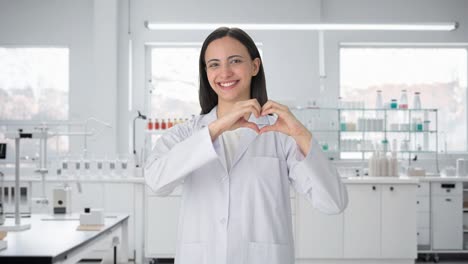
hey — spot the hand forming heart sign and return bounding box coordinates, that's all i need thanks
[208,99,313,155]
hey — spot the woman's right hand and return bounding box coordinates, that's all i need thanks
[208,99,262,141]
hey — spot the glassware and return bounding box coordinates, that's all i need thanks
[399,90,408,109]
[376,90,383,109]
[390,99,398,109]
[413,92,421,109]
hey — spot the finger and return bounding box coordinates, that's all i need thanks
[241,104,261,119]
[245,99,261,117]
[263,100,288,112]
[262,106,287,117]
[259,124,278,134]
[240,121,260,133]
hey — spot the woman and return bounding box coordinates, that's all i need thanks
[145,27,348,264]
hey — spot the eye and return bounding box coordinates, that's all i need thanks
[207,62,219,68]
[230,59,242,64]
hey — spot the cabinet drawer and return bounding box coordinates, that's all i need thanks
[416,197,430,212]
[417,212,430,228]
[417,183,430,196]
[431,182,462,196]
[417,228,430,245]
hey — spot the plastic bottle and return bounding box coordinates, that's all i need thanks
[413,92,421,109]
[379,151,388,176]
[376,90,383,109]
[399,90,408,109]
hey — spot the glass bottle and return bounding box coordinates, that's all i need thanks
[161,119,167,130]
[147,118,153,130]
[399,90,408,109]
[154,118,160,130]
[413,92,421,109]
[376,90,383,109]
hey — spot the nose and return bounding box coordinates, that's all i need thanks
[220,63,233,78]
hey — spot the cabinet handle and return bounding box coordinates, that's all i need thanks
[446,198,452,202]
[390,186,394,191]
[372,186,376,191]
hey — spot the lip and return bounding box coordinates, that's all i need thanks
[217,80,239,90]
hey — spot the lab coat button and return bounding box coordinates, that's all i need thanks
[220,218,227,224]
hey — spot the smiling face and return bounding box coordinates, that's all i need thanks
[204,36,260,105]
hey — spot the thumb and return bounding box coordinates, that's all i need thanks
[259,124,278,134]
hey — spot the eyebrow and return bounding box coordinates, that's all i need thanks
[206,55,244,64]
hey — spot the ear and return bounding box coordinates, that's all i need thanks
[252,58,261,76]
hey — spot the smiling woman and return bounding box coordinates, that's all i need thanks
[144,27,348,264]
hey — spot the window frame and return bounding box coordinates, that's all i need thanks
[338,43,468,154]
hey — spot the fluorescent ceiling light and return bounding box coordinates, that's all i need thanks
[145,22,457,31]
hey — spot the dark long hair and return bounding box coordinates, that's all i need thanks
[199,27,267,114]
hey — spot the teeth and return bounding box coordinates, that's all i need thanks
[220,81,236,87]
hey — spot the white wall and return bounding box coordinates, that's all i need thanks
[0,0,117,156]
[1,0,468,159]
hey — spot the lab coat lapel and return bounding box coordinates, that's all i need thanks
[230,115,271,169]
[200,107,228,174]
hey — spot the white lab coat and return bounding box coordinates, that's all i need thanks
[145,106,348,264]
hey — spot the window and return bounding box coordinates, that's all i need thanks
[340,47,467,152]
[0,47,69,120]
[0,47,70,162]
[148,46,201,122]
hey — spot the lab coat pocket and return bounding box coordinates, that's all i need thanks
[246,242,292,264]
[178,242,207,264]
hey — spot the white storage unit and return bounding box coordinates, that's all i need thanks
[295,180,417,263]
[431,182,463,250]
[416,182,431,248]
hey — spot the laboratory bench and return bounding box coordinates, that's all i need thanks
[0,213,129,263]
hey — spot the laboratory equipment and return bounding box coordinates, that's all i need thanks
[376,90,383,109]
[53,186,72,214]
[413,92,421,109]
[80,208,104,226]
[0,143,5,159]
[83,117,112,159]
[148,118,153,130]
[133,111,147,168]
[1,129,37,231]
[399,90,408,109]
[390,99,398,109]
[154,118,160,130]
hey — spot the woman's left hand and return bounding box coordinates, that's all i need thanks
[260,100,312,155]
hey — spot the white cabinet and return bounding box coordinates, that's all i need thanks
[381,185,417,258]
[145,189,180,258]
[343,184,380,258]
[296,183,417,260]
[296,195,344,258]
[431,182,463,250]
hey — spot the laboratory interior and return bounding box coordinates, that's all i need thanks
[1,0,468,263]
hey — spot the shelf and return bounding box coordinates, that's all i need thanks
[339,108,437,112]
[339,130,436,133]
[340,150,436,153]
[291,107,437,112]
[145,130,167,135]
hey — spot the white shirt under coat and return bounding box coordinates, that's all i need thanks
[145,106,348,264]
